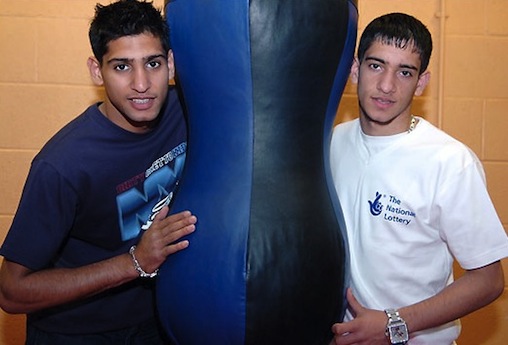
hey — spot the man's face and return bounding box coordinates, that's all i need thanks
[351,40,429,136]
[88,33,174,133]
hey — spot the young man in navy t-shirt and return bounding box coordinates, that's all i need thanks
[0,1,196,343]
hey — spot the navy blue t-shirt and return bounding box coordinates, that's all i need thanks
[0,87,187,333]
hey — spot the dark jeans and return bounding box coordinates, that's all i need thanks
[26,318,172,345]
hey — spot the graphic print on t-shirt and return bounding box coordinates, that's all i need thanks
[116,143,186,241]
[368,191,416,226]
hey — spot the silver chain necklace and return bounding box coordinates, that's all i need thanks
[408,115,417,133]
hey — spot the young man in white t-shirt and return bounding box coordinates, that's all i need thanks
[330,12,508,345]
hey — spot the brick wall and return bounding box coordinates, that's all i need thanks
[0,0,506,344]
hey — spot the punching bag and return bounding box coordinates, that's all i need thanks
[157,1,358,344]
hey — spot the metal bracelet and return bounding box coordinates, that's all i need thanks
[129,245,159,278]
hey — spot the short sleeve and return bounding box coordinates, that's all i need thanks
[437,158,508,269]
[0,159,78,270]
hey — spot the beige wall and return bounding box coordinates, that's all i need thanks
[0,0,506,344]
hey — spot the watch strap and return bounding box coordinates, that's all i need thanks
[384,309,408,345]
[385,309,403,322]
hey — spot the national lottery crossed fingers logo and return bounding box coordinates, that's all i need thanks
[368,191,416,226]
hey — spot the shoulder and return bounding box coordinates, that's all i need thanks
[152,88,186,146]
[413,118,483,175]
[332,118,359,143]
[333,118,358,133]
[417,118,478,157]
[164,86,185,115]
[36,105,99,157]
[158,87,186,127]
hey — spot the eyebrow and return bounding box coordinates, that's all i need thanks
[364,56,419,72]
[106,54,167,65]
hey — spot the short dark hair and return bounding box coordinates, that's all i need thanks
[89,0,170,64]
[357,13,433,74]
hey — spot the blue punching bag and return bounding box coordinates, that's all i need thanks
[157,1,358,344]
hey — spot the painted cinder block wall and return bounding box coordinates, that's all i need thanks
[0,0,506,344]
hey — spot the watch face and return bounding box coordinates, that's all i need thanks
[389,321,409,343]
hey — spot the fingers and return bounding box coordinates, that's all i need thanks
[346,288,362,317]
[140,209,197,249]
[164,237,190,256]
[154,205,170,220]
[165,209,197,226]
[161,211,197,241]
[134,209,197,273]
[155,210,196,260]
[330,289,360,344]
[331,322,347,336]
[163,222,195,250]
[331,322,355,345]
[150,209,197,235]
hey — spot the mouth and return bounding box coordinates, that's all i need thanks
[129,97,155,110]
[131,98,151,104]
[372,96,395,108]
[373,96,394,103]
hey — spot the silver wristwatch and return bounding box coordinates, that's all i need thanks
[384,309,409,345]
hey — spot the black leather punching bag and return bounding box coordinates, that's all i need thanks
[157,1,358,344]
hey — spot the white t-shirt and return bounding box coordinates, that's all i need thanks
[330,117,508,344]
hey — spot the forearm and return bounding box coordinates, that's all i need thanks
[400,261,505,334]
[0,208,196,314]
[0,254,138,314]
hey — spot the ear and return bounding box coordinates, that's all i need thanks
[414,70,430,96]
[350,57,360,84]
[167,50,175,81]
[87,56,104,86]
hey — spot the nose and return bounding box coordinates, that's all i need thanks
[131,68,150,93]
[377,72,396,94]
